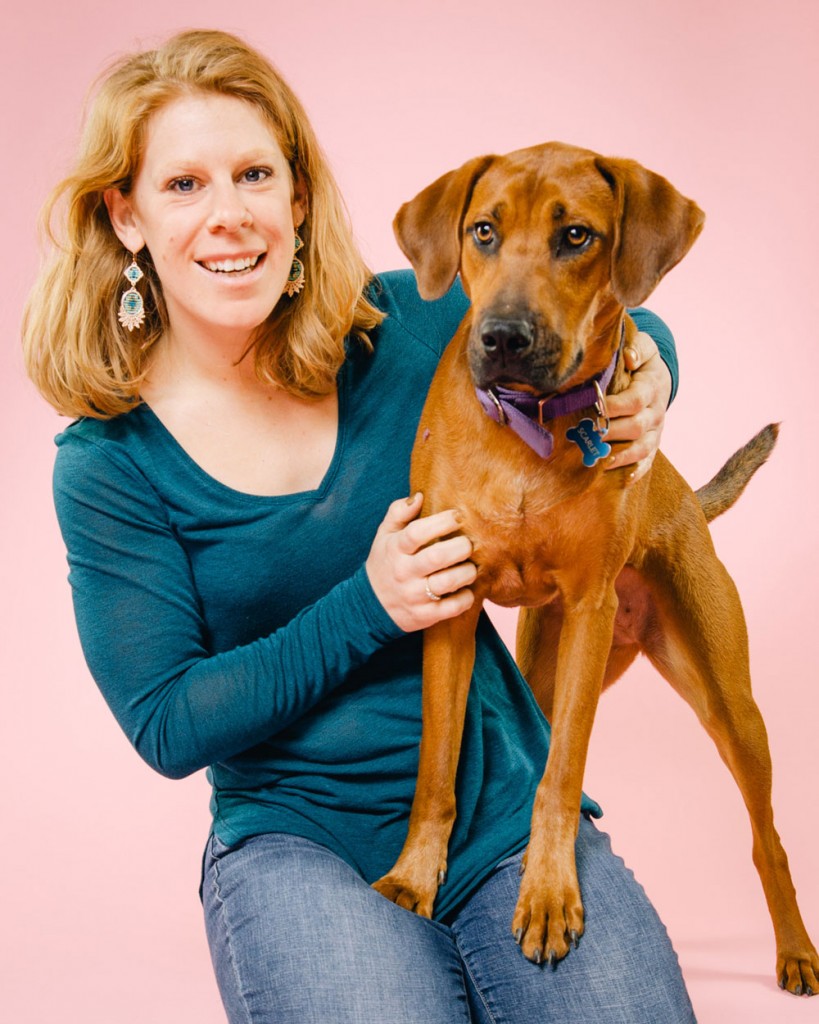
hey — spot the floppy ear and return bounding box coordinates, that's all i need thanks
[393,154,496,299]
[594,157,705,307]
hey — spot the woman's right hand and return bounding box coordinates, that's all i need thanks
[365,493,477,632]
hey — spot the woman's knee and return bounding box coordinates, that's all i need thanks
[202,832,472,1024]
[451,821,696,1024]
[571,819,696,1021]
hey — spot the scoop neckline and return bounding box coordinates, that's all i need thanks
[134,365,348,505]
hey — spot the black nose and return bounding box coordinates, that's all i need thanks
[480,318,534,358]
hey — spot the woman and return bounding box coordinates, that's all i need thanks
[24,29,696,1024]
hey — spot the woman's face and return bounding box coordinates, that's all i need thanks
[106,92,307,344]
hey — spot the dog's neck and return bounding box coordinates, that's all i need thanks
[474,320,626,461]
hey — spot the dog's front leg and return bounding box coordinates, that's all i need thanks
[373,601,482,917]
[513,584,618,964]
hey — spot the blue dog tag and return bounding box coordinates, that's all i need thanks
[566,418,611,467]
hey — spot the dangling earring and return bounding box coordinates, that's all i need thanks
[284,231,305,297]
[118,253,145,331]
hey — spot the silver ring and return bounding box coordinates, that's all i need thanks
[424,578,442,602]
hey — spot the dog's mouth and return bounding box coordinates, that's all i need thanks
[468,313,583,396]
[470,346,584,398]
[487,380,543,395]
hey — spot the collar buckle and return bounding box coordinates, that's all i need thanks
[593,380,610,436]
[537,394,555,428]
[486,387,508,426]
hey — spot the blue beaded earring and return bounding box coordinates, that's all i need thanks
[118,254,145,331]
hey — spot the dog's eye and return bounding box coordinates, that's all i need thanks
[473,222,495,245]
[564,226,591,248]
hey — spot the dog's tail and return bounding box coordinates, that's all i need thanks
[695,423,779,523]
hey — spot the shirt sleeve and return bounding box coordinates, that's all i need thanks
[629,306,679,404]
[374,270,470,357]
[53,434,404,780]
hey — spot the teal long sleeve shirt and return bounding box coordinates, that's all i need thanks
[53,271,677,920]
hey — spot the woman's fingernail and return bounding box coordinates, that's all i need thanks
[625,346,638,364]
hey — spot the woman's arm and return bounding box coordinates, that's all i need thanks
[604,306,678,480]
[631,306,678,403]
[54,436,472,780]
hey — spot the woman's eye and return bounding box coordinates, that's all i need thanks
[169,177,196,193]
[473,222,495,245]
[564,226,591,248]
[243,167,271,183]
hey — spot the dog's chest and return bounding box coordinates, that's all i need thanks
[455,464,606,608]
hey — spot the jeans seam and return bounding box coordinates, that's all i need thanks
[210,843,254,1024]
[454,933,499,1024]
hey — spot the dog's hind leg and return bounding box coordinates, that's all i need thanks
[641,549,818,995]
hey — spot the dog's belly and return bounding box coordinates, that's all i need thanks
[612,566,655,646]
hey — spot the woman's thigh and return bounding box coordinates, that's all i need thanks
[202,832,472,1024]
[450,818,697,1024]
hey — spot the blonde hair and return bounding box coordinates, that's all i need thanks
[23,29,383,419]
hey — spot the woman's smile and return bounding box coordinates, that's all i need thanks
[199,253,266,275]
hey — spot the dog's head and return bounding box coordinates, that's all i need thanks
[394,142,704,394]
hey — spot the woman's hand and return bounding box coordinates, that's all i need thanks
[603,331,672,483]
[366,493,476,632]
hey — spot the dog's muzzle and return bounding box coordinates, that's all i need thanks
[480,317,535,360]
[471,314,564,392]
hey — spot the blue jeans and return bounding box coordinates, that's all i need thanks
[202,817,696,1023]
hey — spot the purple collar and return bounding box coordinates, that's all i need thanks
[475,332,622,459]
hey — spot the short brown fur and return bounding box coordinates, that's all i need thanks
[372,142,817,995]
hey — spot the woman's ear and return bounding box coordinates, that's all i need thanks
[291,169,308,230]
[103,189,146,253]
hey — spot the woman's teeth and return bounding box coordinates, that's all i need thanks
[203,254,262,273]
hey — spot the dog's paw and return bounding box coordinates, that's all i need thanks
[777,945,819,996]
[511,856,584,965]
[372,866,445,919]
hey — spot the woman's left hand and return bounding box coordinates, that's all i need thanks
[603,331,672,483]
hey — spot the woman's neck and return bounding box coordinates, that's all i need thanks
[141,323,273,406]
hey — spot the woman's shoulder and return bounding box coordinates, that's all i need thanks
[53,407,159,493]
[55,405,150,455]
[368,269,469,357]
[51,406,182,549]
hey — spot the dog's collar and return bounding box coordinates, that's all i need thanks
[475,326,623,460]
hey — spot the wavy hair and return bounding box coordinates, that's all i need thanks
[23,29,383,418]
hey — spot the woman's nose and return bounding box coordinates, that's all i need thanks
[206,182,253,232]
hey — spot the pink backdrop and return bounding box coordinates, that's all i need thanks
[3,1,817,1021]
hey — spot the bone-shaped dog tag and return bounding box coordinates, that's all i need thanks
[566,418,612,467]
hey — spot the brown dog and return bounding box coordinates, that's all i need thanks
[372,142,818,995]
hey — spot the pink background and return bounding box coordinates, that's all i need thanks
[2,1,817,1020]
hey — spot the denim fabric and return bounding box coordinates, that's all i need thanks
[202,819,696,1024]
